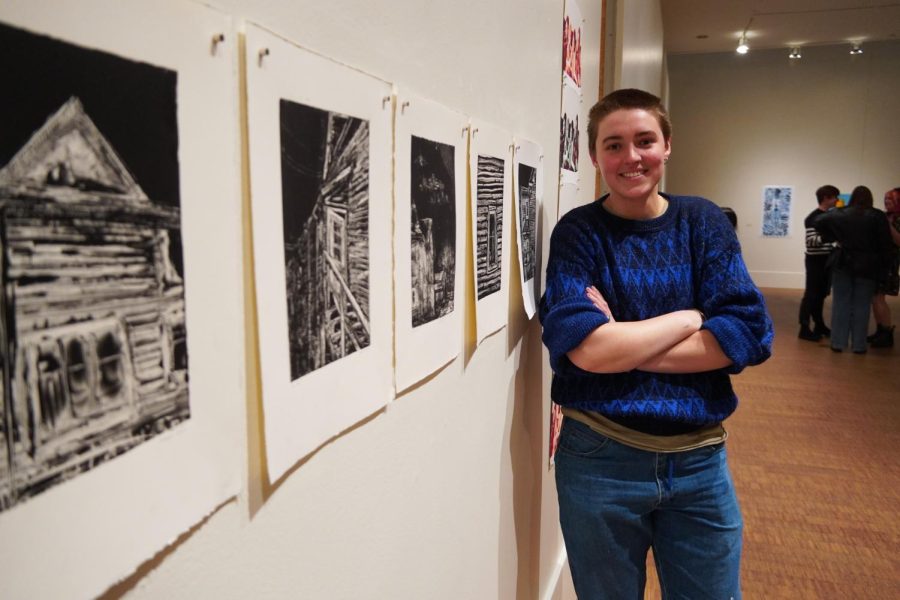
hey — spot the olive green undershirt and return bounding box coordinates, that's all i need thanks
[562,407,727,453]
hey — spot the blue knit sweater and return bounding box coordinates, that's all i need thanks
[539,194,773,429]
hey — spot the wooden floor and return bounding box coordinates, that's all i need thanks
[644,287,900,598]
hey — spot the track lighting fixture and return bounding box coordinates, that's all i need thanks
[789,47,802,59]
[850,42,863,55]
[735,16,753,55]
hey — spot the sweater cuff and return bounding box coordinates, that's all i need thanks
[702,315,767,374]
[541,302,609,373]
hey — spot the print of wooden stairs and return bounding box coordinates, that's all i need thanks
[323,253,369,360]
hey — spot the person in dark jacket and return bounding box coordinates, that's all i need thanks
[815,185,895,353]
[868,187,900,348]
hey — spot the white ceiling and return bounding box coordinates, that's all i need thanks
[662,0,900,54]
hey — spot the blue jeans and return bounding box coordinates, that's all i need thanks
[555,418,742,599]
[830,268,877,352]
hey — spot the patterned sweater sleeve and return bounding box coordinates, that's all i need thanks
[694,203,774,374]
[539,211,610,374]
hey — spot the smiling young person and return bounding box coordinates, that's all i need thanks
[539,88,773,599]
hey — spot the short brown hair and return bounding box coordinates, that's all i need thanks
[587,88,672,158]
[815,185,839,203]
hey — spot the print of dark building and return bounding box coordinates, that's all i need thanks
[410,136,456,327]
[560,113,579,173]
[280,100,370,380]
[0,97,189,511]
[517,163,537,282]
[475,155,504,300]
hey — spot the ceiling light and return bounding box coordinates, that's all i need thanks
[850,42,863,55]
[789,47,802,59]
[736,16,753,55]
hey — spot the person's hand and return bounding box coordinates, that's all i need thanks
[585,286,616,323]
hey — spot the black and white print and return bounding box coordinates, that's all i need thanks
[410,136,456,327]
[475,155,504,299]
[518,163,537,282]
[280,99,370,380]
[0,22,188,511]
[560,112,579,173]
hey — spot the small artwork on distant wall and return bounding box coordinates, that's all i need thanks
[517,163,538,283]
[279,99,370,380]
[476,154,505,300]
[762,185,792,237]
[410,135,456,328]
[0,21,188,512]
[560,113,579,173]
[560,82,581,179]
[562,1,582,88]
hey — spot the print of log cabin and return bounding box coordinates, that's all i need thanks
[284,112,370,380]
[0,97,189,510]
[475,155,504,300]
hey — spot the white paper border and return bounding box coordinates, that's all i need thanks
[469,120,513,344]
[0,3,243,598]
[394,92,468,392]
[245,23,394,482]
[513,138,543,319]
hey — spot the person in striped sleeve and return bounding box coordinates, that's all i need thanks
[798,185,839,341]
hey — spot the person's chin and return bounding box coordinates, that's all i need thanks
[613,179,655,199]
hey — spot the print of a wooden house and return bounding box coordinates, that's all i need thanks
[284,112,370,380]
[475,155,503,299]
[0,97,189,510]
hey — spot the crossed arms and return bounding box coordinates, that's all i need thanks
[566,286,733,374]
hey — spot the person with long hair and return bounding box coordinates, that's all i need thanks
[539,88,772,598]
[868,187,900,347]
[815,185,895,353]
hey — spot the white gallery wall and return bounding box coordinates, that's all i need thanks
[594,0,664,201]
[0,0,609,597]
[613,0,665,95]
[48,1,609,599]
[666,41,900,288]
[542,3,604,598]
